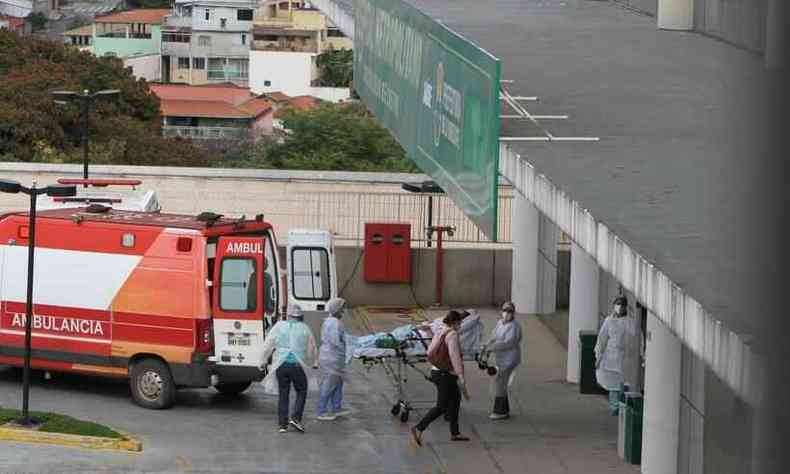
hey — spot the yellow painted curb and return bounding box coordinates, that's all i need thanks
[0,426,142,452]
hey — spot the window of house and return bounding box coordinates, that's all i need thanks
[237,9,253,21]
[241,33,246,45]
[198,35,211,46]
[264,80,271,87]
[255,34,279,42]
[178,57,190,69]
[327,28,345,38]
[163,33,190,43]
[204,8,211,21]
[193,57,205,70]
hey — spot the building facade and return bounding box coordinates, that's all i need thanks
[92,9,167,59]
[161,0,256,86]
[249,0,351,97]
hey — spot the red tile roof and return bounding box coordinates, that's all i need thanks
[287,95,319,111]
[95,9,170,25]
[160,100,253,119]
[149,83,252,106]
[238,97,273,117]
[267,92,291,103]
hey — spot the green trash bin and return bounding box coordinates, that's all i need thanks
[623,392,643,465]
[579,330,607,394]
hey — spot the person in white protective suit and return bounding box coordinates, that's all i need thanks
[260,304,318,433]
[595,296,629,416]
[481,301,523,420]
[317,297,350,421]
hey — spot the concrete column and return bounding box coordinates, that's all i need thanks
[766,0,789,70]
[642,312,682,474]
[510,191,539,314]
[537,214,559,315]
[566,242,599,383]
[657,0,693,31]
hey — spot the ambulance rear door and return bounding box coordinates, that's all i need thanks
[286,229,337,312]
[212,236,268,368]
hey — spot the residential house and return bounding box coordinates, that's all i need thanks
[92,9,168,81]
[63,25,92,50]
[161,0,256,86]
[249,0,351,100]
[0,14,26,33]
[150,83,274,140]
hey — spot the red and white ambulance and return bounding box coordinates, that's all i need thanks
[0,194,336,409]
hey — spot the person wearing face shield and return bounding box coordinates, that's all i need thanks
[481,301,523,420]
[595,296,629,416]
[317,297,350,421]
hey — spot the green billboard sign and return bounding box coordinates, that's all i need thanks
[353,0,502,240]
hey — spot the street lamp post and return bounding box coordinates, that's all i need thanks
[50,89,120,186]
[0,180,77,425]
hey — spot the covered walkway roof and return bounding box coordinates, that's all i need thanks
[329,0,774,342]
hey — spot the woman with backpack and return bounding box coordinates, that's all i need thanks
[410,310,470,446]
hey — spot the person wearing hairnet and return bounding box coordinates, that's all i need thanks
[260,304,318,433]
[317,297,350,421]
[481,301,523,420]
[595,296,629,416]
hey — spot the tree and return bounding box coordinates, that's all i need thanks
[0,30,205,166]
[316,49,353,88]
[67,16,93,31]
[28,12,47,32]
[257,102,417,172]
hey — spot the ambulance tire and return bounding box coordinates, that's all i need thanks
[213,382,252,395]
[130,358,176,409]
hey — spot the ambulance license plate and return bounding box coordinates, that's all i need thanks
[228,334,251,346]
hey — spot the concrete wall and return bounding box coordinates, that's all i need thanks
[694,0,767,52]
[125,54,161,82]
[335,246,512,307]
[249,51,314,96]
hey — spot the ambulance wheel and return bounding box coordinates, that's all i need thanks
[214,382,252,395]
[130,358,176,409]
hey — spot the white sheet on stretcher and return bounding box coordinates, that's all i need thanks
[349,309,483,361]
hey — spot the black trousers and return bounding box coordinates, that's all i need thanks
[276,362,307,427]
[416,370,461,436]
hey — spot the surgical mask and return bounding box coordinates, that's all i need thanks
[502,311,514,321]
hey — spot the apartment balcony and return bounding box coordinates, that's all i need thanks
[163,126,249,140]
[206,69,249,81]
[163,14,193,29]
[251,40,318,53]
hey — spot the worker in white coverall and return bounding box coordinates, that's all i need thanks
[317,297,350,421]
[595,296,629,416]
[482,301,523,420]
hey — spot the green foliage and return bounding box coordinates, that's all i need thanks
[0,30,206,166]
[28,12,47,32]
[244,102,417,172]
[0,408,123,439]
[316,49,353,88]
[67,16,93,31]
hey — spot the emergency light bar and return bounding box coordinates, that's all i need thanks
[56,179,142,188]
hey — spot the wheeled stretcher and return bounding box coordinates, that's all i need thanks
[355,330,434,423]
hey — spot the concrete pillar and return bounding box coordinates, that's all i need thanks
[657,0,693,31]
[537,214,559,315]
[566,241,599,383]
[642,312,682,474]
[510,191,539,314]
[766,0,789,70]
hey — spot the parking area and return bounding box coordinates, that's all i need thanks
[0,307,638,473]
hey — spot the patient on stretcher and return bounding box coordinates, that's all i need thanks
[350,309,483,361]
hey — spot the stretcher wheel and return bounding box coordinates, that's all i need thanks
[400,410,410,423]
[391,404,401,416]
